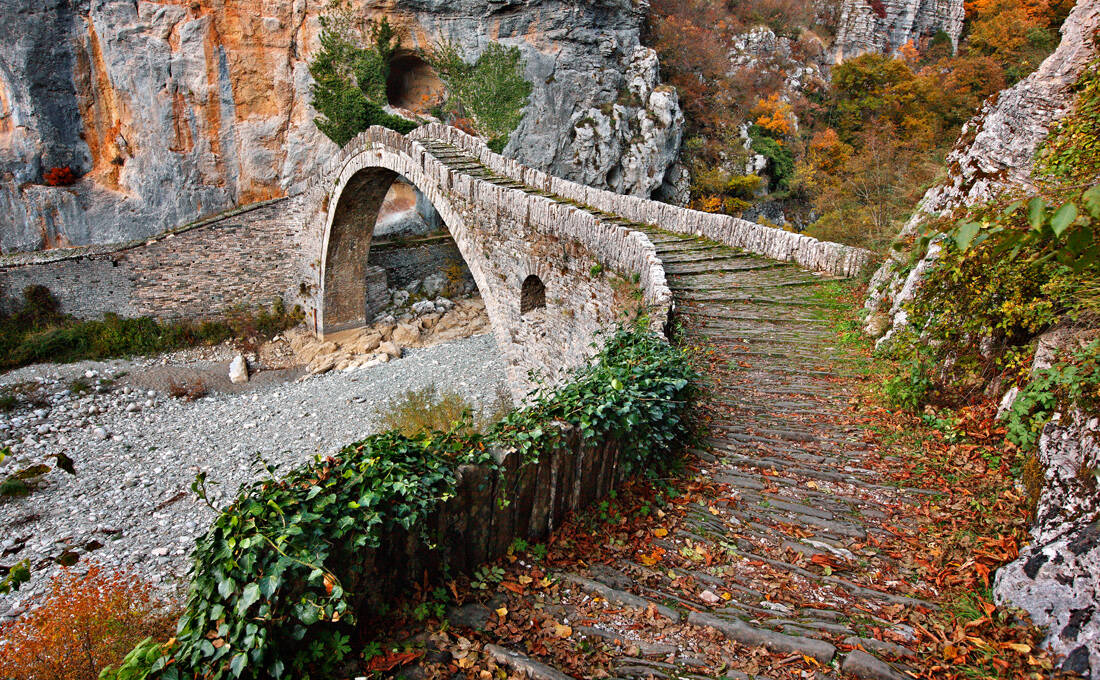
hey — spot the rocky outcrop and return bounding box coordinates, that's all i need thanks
[865,0,1100,340]
[833,0,965,62]
[567,46,684,199]
[0,0,683,253]
[994,330,1100,680]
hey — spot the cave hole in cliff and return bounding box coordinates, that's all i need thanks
[386,53,445,113]
[322,168,480,337]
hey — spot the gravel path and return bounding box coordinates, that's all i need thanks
[0,333,506,619]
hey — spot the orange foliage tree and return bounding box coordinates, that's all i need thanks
[753,93,795,137]
[0,563,177,680]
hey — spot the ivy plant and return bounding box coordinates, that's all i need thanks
[1004,341,1100,450]
[101,325,695,680]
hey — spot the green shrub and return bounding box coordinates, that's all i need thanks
[1004,341,1100,450]
[893,185,1100,408]
[103,325,695,680]
[748,125,795,190]
[376,384,511,437]
[1036,58,1100,183]
[308,9,417,145]
[430,41,532,152]
[0,287,302,371]
[882,344,935,412]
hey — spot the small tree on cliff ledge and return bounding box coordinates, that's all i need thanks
[309,3,416,146]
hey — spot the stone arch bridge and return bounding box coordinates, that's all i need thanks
[300,124,870,390]
[0,123,870,393]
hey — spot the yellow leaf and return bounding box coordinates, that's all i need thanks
[653,527,668,537]
[640,554,658,566]
[554,623,573,638]
[518,575,533,585]
[1004,643,1031,654]
[495,607,508,619]
[720,592,732,601]
[708,506,720,516]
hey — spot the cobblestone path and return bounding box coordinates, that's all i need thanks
[413,141,930,680]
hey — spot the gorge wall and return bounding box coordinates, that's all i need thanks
[0,0,682,254]
[833,0,966,62]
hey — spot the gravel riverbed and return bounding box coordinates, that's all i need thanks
[0,333,506,619]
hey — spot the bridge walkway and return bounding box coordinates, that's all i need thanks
[416,139,928,680]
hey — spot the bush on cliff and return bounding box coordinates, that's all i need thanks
[429,41,533,153]
[100,324,696,680]
[882,182,1099,418]
[309,7,417,145]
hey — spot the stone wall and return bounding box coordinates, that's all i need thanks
[360,423,624,605]
[368,234,471,291]
[0,199,304,320]
[412,124,874,277]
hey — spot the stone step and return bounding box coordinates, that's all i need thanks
[556,573,681,621]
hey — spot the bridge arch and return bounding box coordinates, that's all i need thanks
[318,158,496,337]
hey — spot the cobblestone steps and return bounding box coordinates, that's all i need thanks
[413,139,925,680]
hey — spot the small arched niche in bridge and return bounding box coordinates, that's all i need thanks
[520,274,546,316]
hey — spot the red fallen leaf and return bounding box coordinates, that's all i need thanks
[501,581,526,594]
[364,650,424,671]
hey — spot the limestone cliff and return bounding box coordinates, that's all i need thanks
[865,0,1100,341]
[0,0,682,253]
[833,0,965,61]
[859,2,1100,673]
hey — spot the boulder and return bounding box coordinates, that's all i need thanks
[378,341,402,360]
[347,331,383,355]
[228,355,249,384]
[307,354,338,375]
[421,272,446,299]
[392,323,421,346]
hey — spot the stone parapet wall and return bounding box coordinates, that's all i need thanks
[0,199,304,320]
[410,124,873,278]
[360,424,623,604]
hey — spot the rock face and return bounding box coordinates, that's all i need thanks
[833,0,965,62]
[995,411,1099,679]
[565,46,684,199]
[0,0,683,253]
[994,329,1100,679]
[864,0,1100,338]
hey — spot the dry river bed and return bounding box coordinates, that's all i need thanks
[0,332,506,620]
